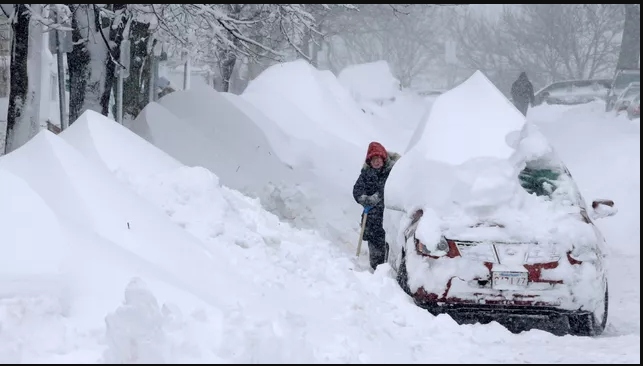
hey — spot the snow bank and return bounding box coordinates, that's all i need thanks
[219,92,304,167]
[238,60,430,244]
[242,59,383,149]
[0,169,67,278]
[129,89,316,222]
[62,110,183,177]
[338,61,401,102]
[131,94,359,244]
[132,65,377,244]
[0,101,638,363]
[155,86,296,189]
[0,126,258,316]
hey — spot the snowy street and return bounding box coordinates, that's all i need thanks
[0,4,640,361]
[0,66,639,362]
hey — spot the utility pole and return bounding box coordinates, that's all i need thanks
[48,6,72,129]
[183,51,190,90]
[55,11,68,130]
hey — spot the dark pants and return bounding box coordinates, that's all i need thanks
[362,208,389,270]
[514,100,529,116]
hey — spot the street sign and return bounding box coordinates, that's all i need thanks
[47,10,73,54]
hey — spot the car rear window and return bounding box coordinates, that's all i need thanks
[626,87,640,98]
[615,72,640,89]
[519,167,561,197]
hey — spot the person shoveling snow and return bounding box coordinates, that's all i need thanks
[353,141,400,270]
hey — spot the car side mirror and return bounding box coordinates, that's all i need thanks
[591,199,617,220]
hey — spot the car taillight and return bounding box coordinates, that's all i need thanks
[411,209,424,222]
[416,236,449,257]
[404,209,424,240]
[567,251,583,265]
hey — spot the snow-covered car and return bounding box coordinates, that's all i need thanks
[395,165,615,336]
[605,69,640,112]
[627,94,640,120]
[533,79,610,106]
[385,71,617,337]
[613,82,640,114]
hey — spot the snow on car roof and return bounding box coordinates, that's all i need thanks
[386,70,595,246]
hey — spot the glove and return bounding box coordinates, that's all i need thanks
[359,193,381,207]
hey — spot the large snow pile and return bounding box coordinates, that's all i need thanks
[235,60,429,244]
[338,60,401,102]
[0,103,638,362]
[338,62,430,149]
[387,71,527,214]
[129,88,327,228]
[242,59,388,150]
[130,90,361,245]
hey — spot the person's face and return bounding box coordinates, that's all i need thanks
[370,156,384,169]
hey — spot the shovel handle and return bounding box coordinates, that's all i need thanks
[356,210,369,257]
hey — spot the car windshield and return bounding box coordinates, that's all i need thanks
[615,72,640,89]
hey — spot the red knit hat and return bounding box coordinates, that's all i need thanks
[365,142,388,163]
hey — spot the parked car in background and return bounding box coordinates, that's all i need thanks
[533,79,611,106]
[605,68,640,112]
[613,82,640,114]
[414,89,446,102]
[627,94,640,120]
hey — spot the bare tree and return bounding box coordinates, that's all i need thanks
[326,4,446,87]
[148,4,355,93]
[452,4,624,93]
[67,4,97,124]
[4,4,58,152]
[4,4,31,154]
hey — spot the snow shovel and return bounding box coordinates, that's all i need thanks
[356,206,372,257]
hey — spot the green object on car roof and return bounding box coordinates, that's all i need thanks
[519,167,561,197]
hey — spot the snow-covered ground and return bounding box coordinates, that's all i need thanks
[0,63,639,363]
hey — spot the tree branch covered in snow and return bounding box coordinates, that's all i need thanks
[147,4,355,64]
[24,4,73,31]
[139,4,357,92]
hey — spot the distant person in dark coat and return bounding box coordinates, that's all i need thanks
[511,72,535,116]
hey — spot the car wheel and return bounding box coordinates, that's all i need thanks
[569,283,608,336]
[396,250,412,296]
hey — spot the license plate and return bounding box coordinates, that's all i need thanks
[492,271,528,290]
